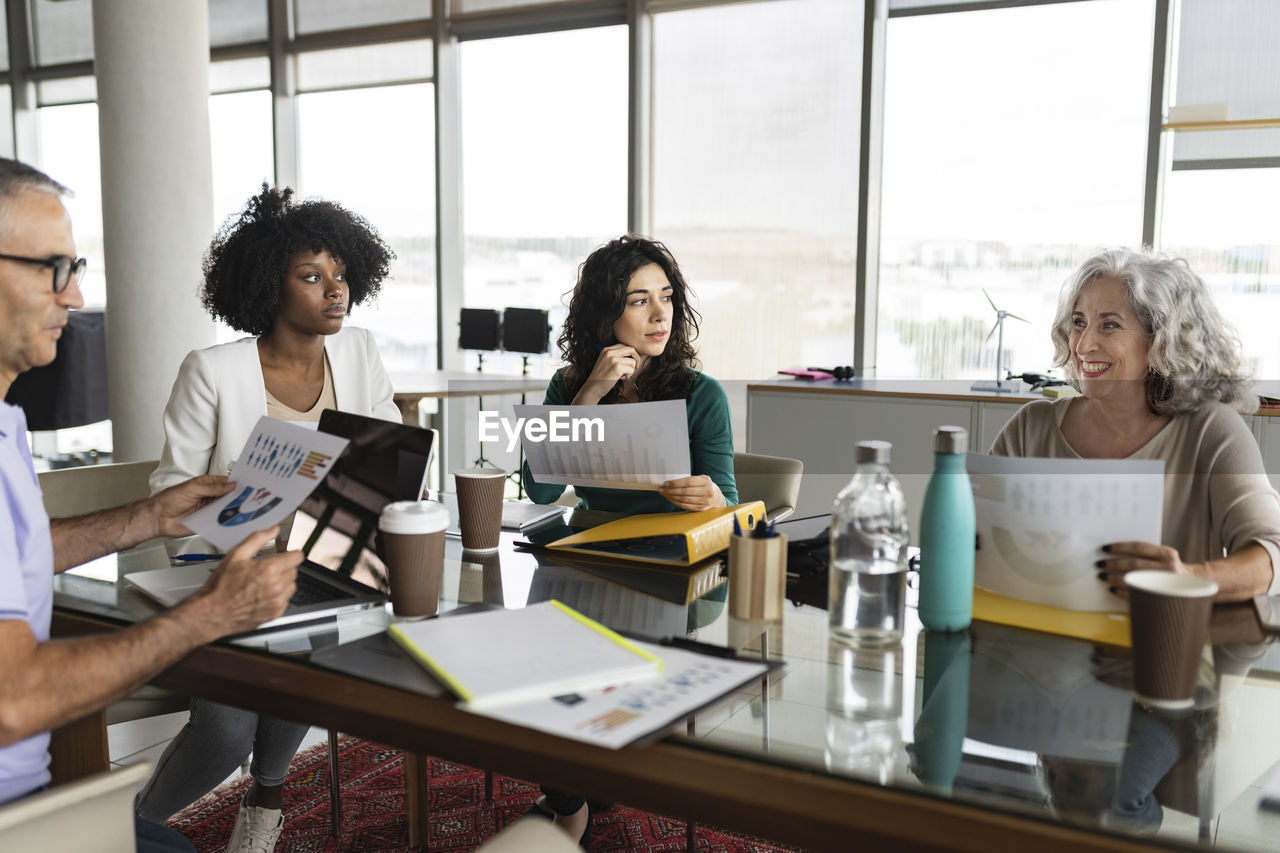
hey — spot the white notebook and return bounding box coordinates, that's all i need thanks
[387,601,662,709]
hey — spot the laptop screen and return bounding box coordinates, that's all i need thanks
[287,409,435,591]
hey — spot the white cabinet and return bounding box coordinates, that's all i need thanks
[746,381,1038,541]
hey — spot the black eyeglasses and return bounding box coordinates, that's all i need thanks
[0,252,88,294]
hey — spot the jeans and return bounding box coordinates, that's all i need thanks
[134,698,309,823]
[135,816,196,853]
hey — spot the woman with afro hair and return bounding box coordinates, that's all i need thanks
[138,185,401,851]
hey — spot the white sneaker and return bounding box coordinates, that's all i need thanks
[224,802,284,853]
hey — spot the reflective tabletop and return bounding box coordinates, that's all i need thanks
[52,509,1280,852]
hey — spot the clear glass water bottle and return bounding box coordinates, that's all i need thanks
[829,440,909,646]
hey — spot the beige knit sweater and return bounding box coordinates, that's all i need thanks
[990,397,1280,595]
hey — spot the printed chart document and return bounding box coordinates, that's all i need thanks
[515,400,690,491]
[967,454,1164,612]
[387,600,662,708]
[181,417,350,551]
[472,640,769,749]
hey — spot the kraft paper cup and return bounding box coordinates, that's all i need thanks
[728,532,788,621]
[1126,570,1217,709]
[379,500,449,619]
[452,467,506,552]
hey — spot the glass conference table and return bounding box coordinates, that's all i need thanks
[51,508,1280,853]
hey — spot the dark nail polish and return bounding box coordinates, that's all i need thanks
[1101,544,1112,553]
[1095,560,1107,568]
[1096,571,1107,580]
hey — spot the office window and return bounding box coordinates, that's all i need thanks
[293,0,428,34]
[36,102,111,455]
[37,102,105,308]
[210,90,274,233]
[297,83,437,373]
[651,0,861,383]
[876,0,1153,380]
[295,41,432,92]
[30,0,94,66]
[1158,0,1280,382]
[209,0,268,47]
[459,26,627,375]
[210,57,272,94]
[1168,0,1280,169]
[0,86,12,157]
[455,0,594,12]
[1158,168,1280,381]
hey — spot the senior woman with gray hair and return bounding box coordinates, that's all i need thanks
[990,247,1280,602]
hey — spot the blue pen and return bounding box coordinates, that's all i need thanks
[733,515,742,537]
[171,553,222,563]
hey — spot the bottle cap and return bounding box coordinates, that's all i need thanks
[855,440,892,465]
[933,425,968,455]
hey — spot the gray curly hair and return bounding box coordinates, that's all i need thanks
[1050,248,1251,414]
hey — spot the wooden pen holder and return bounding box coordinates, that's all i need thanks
[728,531,788,621]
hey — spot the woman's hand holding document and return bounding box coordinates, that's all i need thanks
[967,455,1164,612]
[513,401,690,491]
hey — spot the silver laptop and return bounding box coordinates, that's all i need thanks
[127,410,436,632]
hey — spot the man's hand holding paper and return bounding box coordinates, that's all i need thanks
[180,416,350,550]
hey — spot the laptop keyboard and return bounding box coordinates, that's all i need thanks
[290,573,347,606]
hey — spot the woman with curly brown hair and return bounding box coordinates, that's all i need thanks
[520,236,737,847]
[138,185,400,851]
[523,235,737,514]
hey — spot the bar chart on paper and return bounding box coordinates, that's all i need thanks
[517,401,690,490]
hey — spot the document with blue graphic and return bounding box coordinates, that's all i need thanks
[472,639,767,749]
[181,416,350,550]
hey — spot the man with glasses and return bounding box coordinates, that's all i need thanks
[0,157,303,852]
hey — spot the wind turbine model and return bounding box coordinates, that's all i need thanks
[970,290,1029,393]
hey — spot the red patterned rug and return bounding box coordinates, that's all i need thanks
[169,735,806,852]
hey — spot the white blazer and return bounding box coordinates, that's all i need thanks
[149,326,401,494]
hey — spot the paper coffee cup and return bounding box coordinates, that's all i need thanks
[379,500,449,618]
[452,467,506,552]
[1126,570,1217,709]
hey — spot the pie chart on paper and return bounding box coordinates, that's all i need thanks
[990,526,1082,586]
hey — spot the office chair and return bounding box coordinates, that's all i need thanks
[733,452,803,522]
[0,762,150,852]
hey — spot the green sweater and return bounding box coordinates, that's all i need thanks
[521,369,738,514]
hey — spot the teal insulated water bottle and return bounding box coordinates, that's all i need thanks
[918,425,975,631]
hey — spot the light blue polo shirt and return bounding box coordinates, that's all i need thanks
[0,402,55,803]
